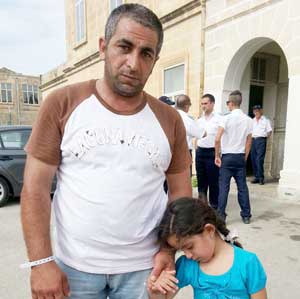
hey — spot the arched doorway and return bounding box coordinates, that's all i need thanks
[222,37,289,180]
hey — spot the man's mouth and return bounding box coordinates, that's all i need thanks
[120,74,139,81]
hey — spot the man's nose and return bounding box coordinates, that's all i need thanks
[126,52,139,71]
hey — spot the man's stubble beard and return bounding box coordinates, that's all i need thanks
[105,65,145,98]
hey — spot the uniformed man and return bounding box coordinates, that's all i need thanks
[195,94,221,209]
[251,105,272,185]
[215,90,253,224]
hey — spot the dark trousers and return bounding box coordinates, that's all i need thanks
[251,137,267,180]
[195,147,219,209]
[217,153,251,219]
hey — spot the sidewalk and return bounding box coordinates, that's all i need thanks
[176,181,300,299]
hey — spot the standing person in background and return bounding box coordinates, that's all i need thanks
[215,90,253,224]
[251,105,272,185]
[158,95,175,106]
[20,4,192,299]
[195,94,222,209]
[175,94,206,176]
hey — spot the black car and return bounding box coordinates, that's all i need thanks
[0,126,55,207]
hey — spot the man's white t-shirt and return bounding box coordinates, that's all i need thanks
[177,109,205,149]
[26,80,191,274]
[219,109,253,154]
[252,115,272,138]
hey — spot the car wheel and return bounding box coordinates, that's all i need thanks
[0,178,9,207]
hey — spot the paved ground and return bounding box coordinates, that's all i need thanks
[1,181,300,298]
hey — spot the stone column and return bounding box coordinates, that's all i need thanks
[278,74,300,198]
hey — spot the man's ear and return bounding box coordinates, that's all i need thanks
[99,37,106,60]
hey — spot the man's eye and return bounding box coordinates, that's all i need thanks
[143,52,153,59]
[120,45,130,51]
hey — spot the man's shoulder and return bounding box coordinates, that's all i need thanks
[45,79,96,103]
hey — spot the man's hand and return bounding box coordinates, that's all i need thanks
[148,270,178,299]
[31,262,70,299]
[215,157,221,167]
[147,249,175,294]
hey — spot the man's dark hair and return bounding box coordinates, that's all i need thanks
[202,93,215,103]
[176,94,191,109]
[105,3,163,55]
[228,90,242,106]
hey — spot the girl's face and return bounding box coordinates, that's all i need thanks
[167,225,216,263]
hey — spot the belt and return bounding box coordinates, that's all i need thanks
[252,136,267,139]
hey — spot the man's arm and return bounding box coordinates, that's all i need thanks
[245,134,252,160]
[166,167,192,202]
[147,167,192,292]
[214,127,224,167]
[185,118,206,139]
[21,154,70,299]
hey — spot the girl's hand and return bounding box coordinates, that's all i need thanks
[151,270,179,295]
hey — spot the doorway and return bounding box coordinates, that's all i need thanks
[246,84,265,175]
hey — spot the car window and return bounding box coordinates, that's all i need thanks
[0,130,31,149]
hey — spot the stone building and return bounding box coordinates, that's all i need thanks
[0,67,41,125]
[41,0,300,198]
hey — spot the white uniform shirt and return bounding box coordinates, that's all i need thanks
[252,115,272,137]
[197,112,222,148]
[177,109,205,150]
[219,109,253,154]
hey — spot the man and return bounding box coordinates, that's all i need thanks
[215,90,253,224]
[251,105,272,185]
[175,94,206,174]
[21,4,192,299]
[195,94,221,209]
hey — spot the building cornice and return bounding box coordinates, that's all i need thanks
[205,0,282,31]
[161,0,202,30]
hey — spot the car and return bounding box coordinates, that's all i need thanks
[0,126,56,207]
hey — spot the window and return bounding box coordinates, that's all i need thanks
[0,130,31,149]
[75,0,86,44]
[0,83,12,103]
[110,0,122,12]
[163,64,185,101]
[251,57,266,82]
[22,84,39,105]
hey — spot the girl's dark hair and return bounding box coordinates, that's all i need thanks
[158,197,242,248]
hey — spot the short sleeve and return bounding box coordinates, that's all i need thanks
[266,119,272,133]
[245,254,267,294]
[247,118,253,136]
[25,89,64,165]
[175,256,191,289]
[219,114,227,129]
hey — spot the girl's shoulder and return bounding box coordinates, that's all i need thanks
[234,245,260,265]
[176,255,198,270]
[175,255,200,288]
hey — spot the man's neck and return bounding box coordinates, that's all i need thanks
[96,79,144,113]
[204,110,213,117]
[255,115,262,120]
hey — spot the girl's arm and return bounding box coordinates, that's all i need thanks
[251,288,267,299]
[148,270,179,299]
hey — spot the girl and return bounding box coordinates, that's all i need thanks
[149,197,267,299]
